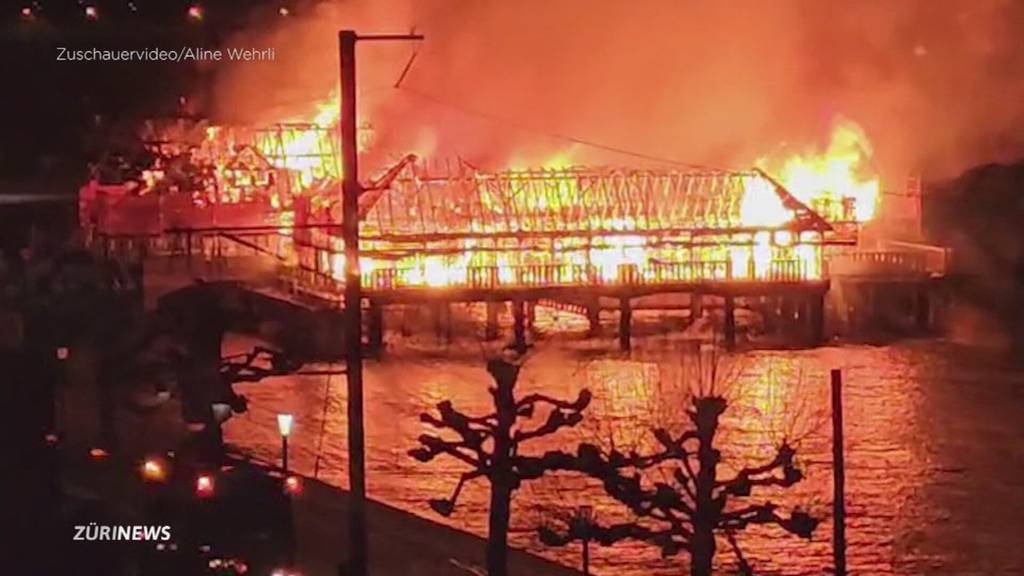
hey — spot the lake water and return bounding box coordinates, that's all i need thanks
[223,309,1024,575]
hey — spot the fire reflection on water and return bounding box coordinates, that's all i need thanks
[224,333,1022,575]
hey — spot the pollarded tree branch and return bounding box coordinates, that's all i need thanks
[517,389,593,413]
[719,502,818,538]
[409,433,483,469]
[513,405,586,443]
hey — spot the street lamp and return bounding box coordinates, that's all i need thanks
[277,414,293,471]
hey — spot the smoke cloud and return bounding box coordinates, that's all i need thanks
[210,0,1024,182]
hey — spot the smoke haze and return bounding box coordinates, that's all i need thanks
[210,0,1024,181]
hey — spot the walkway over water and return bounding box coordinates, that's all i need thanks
[86,162,948,348]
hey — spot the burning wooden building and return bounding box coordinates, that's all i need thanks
[81,117,939,350]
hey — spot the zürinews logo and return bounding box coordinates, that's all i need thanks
[73,524,172,542]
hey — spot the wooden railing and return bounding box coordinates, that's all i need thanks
[93,228,826,298]
[826,250,945,277]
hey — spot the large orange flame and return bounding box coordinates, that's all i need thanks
[765,119,880,223]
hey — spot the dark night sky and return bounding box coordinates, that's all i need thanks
[0,0,294,184]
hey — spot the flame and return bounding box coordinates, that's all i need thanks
[768,119,880,223]
[309,164,824,291]
[740,175,791,227]
[135,111,870,293]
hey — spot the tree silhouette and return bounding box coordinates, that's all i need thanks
[542,347,818,576]
[409,353,591,576]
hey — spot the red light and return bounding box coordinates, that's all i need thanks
[56,347,69,360]
[278,6,289,16]
[21,6,32,18]
[283,475,302,496]
[89,447,109,459]
[187,5,203,21]
[195,474,215,498]
[44,433,59,445]
[84,5,97,19]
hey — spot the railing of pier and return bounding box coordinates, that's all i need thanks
[93,227,824,300]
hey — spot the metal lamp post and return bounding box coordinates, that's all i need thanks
[277,413,293,471]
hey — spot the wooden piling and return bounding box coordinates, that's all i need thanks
[485,301,501,340]
[367,300,384,355]
[586,298,601,337]
[690,292,703,324]
[433,302,452,344]
[723,295,736,350]
[809,293,825,345]
[915,284,931,332]
[512,299,527,353]
[619,296,632,352]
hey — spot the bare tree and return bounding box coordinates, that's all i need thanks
[542,345,819,576]
[409,352,591,576]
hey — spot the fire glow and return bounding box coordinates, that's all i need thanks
[92,90,881,293]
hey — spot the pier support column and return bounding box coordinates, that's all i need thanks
[512,299,527,354]
[485,301,501,341]
[526,301,537,332]
[690,292,703,324]
[400,306,413,337]
[808,293,825,346]
[586,298,601,337]
[433,302,452,344]
[760,296,777,334]
[619,296,632,352]
[915,284,931,332]
[368,300,384,355]
[724,295,736,350]
[779,296,796,323]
